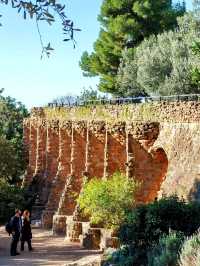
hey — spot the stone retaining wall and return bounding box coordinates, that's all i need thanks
[24,101,200,248]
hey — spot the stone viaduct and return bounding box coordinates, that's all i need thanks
[22,101,200,248]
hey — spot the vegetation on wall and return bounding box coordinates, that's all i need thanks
[80,0,185,94]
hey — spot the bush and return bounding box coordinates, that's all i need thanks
[78,172,139,229]
[0,180,26,224]
[179,231,200,266]
[147,232,184,266]
[117,196,200,265]
[120,196,200,245]
[103,246,134,266]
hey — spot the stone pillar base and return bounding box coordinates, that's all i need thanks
[52,214,67,236]
[82,228,101,250]
[65,216,83,242]
[100,229,119,250]
[41,210,55,229]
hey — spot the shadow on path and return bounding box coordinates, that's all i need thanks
[0,227,101,266]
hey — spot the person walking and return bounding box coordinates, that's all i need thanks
[10,209,22,256]
[20,210,33,251]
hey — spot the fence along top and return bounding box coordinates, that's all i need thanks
[47,94,200,108]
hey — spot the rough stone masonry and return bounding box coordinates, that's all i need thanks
[23,101,200,248]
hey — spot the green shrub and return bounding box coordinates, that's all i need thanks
[103,246,134,266]
[0,180,26,224]
[179,231,200,266]
[78,172,139,229]
[117,196,200,265]
[147,232,184,266]
[120,196,200,245]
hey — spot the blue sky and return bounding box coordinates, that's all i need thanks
[0,0,193,108]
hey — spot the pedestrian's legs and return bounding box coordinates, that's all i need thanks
[10,234,19,256]
[21,240,24,251]
[27,239,33,251]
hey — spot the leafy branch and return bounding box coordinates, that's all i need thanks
[0,0,81,57]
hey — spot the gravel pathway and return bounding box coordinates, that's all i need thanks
[0,227,101,266]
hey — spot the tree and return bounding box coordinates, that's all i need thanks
[0,0,79,57]
[51,87,108,106]
[80,0,186,95]
[191,41,200,86]
[117,13,200,96]
[0,179,26,223]
[0,90,28,183]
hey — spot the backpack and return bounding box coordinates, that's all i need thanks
[5,218,13,235]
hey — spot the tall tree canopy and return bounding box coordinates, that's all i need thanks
[0,90,28,183]
[80,0,186,95]
[117,14,200,97]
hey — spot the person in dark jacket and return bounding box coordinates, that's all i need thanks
[20,210,33,251]
[10,209,22,256]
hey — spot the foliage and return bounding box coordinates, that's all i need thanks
[77,87,107,103]
[0,0,79,57]
[179,231,200,266]
[147,232,184,266]
[80,0,185,94]
[103,246,134,266]
[0,90,28,183]
[0,180,26,223]
[116,196,200,265]
[117,13,200,96]
[0,137,20,183]
[52,87,108,106]
[191,41,200,86]
[78,172,139,229]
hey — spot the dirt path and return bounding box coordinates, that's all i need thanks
[0,227,101,266]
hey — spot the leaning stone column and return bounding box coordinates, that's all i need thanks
[64,121,87,241]
[52,121,72,235]
[22,119,38,187]
[42,120,60,228]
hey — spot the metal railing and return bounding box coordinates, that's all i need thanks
[47,94,200,108]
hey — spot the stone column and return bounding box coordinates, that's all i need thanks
[52,121,72,235]
[42,120,59,228]
[106,122,126,176]
[65,121,87,241]
[34,120,47,177]
[22,119,38,186]
[71,121,107,245]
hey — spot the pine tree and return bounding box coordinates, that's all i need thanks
[80,0,186,95]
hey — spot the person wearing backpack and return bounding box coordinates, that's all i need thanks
[10,209,22,256]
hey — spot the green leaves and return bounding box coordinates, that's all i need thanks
[0,0,79,58]
[80,0,185,95]
[0,90,28,184]
[117,13,200,96]
[0,180,26,223]
[78,172,139,229]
